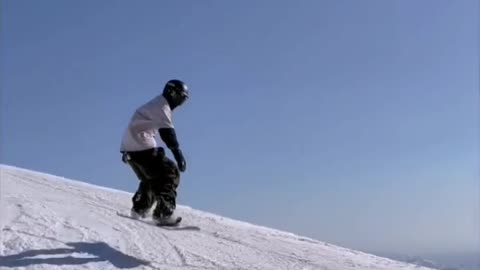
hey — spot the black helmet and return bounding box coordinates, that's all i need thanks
[162,79,189,109]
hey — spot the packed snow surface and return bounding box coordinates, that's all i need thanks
[0,165,435,270]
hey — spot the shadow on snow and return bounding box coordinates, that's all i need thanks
[0,241,150,269]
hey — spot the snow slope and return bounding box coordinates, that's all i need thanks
[0,165,435,270]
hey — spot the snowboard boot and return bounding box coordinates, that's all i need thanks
[152,213,181,226]
[130,207,149,219]
[152,203,180,226]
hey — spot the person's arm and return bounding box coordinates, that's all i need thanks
[159,128,186,172]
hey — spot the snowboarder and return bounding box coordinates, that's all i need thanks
[120,79,189,226]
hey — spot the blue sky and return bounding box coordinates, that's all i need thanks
[1,0,478,256]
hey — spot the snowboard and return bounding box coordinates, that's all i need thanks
[116,211,200,231]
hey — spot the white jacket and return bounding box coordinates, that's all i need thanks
[120,95,173,152]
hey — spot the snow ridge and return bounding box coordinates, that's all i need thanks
[0,165,435,270]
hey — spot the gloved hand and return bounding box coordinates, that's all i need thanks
[172,148,186,172]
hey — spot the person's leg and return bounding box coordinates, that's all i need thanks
[131,180,154,217]
[127,157,155,217]
[151,156,180,220]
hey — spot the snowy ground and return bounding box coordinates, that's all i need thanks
[0,165,435,270]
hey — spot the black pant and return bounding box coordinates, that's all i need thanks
[123,147,180,217]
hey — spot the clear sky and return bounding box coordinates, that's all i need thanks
[1,0,478,257]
